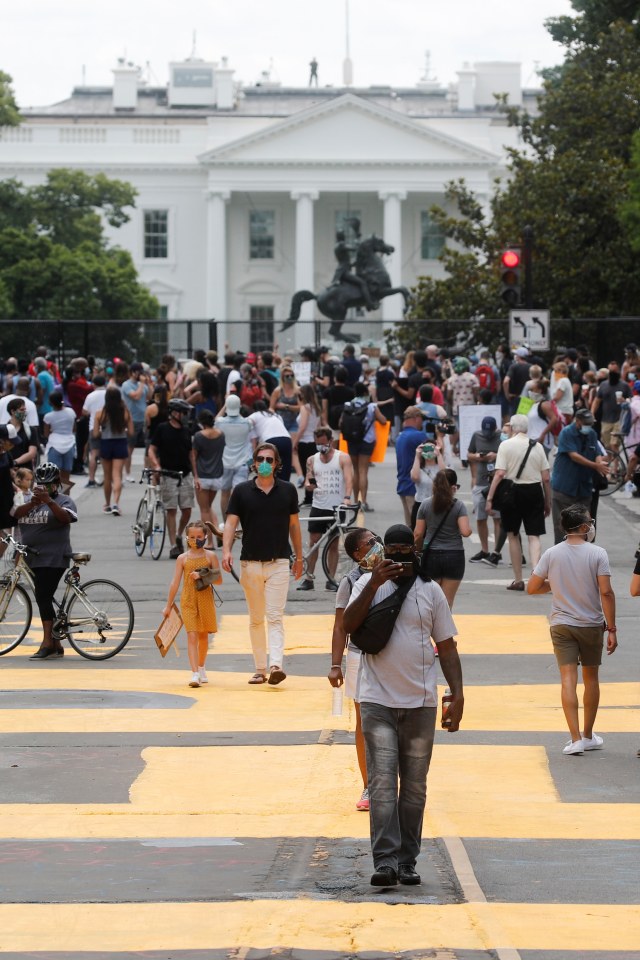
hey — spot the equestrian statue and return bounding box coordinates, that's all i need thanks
[281,218,412,341]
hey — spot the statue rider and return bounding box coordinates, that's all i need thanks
[309,58,319,87]
[330,220,376,311]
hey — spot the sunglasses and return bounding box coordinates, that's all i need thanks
[255,455,275,464]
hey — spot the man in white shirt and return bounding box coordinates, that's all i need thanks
[0,393,39,429]
[81,375,106,487]
[486,413,551,591]
[528,503,617,755]
[343,524,463,888]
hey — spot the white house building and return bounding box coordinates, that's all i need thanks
[0,57,540,355]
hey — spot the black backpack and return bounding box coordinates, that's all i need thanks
[340,401,369,443]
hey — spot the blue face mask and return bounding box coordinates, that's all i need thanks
[580,425,591,435]
[257,461,274,478]
[500,432,509,442]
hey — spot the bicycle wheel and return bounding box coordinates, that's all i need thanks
[65,579,134,660]
[600,451,626,496]
[133,497,148,556]
[0,582,32,655]
[321,530,354,588]
[149,500,166,560]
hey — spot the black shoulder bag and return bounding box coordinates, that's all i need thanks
[490,440,536,511]
[350,575,417,655]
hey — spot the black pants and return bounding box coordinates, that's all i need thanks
[270,435,292,482]
[33,567,66,621]
[298,440,316,504]
[73,415,89,471]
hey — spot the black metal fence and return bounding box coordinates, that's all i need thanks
[0,316,637,369]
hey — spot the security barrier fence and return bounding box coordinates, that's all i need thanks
[0,316,637,368]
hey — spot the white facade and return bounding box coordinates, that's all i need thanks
[0,59,539,354]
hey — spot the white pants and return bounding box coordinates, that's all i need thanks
[239,559,290,672]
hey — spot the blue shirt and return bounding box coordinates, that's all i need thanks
[395,426,426,495]
[551,424,598,498]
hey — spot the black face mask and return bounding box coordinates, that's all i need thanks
[609,371,620,385]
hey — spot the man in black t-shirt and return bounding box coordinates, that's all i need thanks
[503,348,531,415]
[222,442,303,685]
[323,367,355,432]
[149,399,195,558]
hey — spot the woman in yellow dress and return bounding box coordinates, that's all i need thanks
[163,520,218,687]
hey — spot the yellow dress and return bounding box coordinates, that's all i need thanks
[180,554,218,633]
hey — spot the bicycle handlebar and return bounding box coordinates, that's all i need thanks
[0,534,29,555]
[140,468,183,486]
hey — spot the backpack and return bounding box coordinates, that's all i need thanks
[240,381,263,409]
[340,401,370,443]
[475,363,497,394]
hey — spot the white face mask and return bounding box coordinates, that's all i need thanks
[585,524,596,543]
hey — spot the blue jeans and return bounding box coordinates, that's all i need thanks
[360,702,436,870]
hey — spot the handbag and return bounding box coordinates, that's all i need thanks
[491,440,536,510]
[350,575,416,655]
[194,556,222,590]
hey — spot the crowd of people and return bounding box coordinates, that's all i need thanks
[1,337,639,887]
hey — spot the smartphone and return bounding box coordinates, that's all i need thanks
[308,477,317,486]
[396,562,415,577]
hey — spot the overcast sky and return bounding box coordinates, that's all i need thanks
[2,0,575,108]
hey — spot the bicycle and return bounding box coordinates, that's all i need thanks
[295,503,362,588]
[0,534,134,659]
[600,433,638,496]
[132,468,181,560]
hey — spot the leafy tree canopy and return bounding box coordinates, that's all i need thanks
[0,71,20,128]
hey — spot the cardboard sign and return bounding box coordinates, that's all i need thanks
[154,604,182,658]
[458,404,502,462]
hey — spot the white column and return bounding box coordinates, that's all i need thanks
[206,189,230,352]
[379,190,406,323]
[291,190,318,331]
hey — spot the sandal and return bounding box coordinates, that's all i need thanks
[268,666,287,685]
[248,672,267,684]
[507,580,525,591]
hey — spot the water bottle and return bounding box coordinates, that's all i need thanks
[624,480,635,499]
[441,687,453,728]
[332,685,344,716]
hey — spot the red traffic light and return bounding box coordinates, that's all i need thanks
[501,250,521,269]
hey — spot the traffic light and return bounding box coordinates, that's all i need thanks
[499,247,522,307]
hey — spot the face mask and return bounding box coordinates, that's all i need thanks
[14,410,26,422]
[579,425,591,435]
[257,461,274,477]
[359,541,385,570]
[283,375,293,383]
[316,444,331,454]
[186,536,206,549]
[585,525,596,543]
[500,432,509,442]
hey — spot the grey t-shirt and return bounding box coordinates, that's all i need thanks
[533,540,611,626]
[216,415,252,469]
[17,492,77,568]
[467,430,501,486]
[193,431,225,479]
[347,574,457,708]
[417,497,467,551]
[597,380,630,423]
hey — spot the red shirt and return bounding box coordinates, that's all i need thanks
[67,378,93,416]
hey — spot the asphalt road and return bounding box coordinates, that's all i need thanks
[1,448,638,960]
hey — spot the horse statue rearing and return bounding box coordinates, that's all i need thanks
[281,234,412,341]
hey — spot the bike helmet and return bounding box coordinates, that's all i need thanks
[34,462,61,485]
[453,357,470,374]
[167,398,191,415]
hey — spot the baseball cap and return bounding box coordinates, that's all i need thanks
[130,362,144,372]
[515,347,529,358]
[403,406,424,420]
[575,408,594,425]
[481,416,497,433]
[226,395,241,415]
[633,380,640,394]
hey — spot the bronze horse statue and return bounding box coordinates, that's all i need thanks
[281,235,412,341]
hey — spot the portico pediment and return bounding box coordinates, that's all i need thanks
[198,94,499,168]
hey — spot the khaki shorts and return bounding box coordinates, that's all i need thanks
[550,623,604,667]
[161,473,195,510]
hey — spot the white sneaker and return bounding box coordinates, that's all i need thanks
[198,667,208,684]
[583,733,604,751]
[563,738,584,756]
[189,673,201,688]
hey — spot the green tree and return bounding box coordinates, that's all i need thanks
[406,3,640,355]
[0,71,20,128]
[0,170,158,359]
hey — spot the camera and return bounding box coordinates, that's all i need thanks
[423,416,456,435]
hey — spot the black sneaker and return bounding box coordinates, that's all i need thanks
[370,865,397,887]
[398,864,421,885]
[481,552,501,567]
[469,550,489,563]
[325,580,338,592]
[176,535,184,553]
[169,545,181,559]
[296,579,314,591]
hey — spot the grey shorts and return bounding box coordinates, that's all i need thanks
[472,484,500,522]
[161,473,195,510]
[197,477,221,492]
[550,623,604,667]
[216,464,248,491]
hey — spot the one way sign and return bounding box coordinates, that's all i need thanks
[509,310,550,350]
